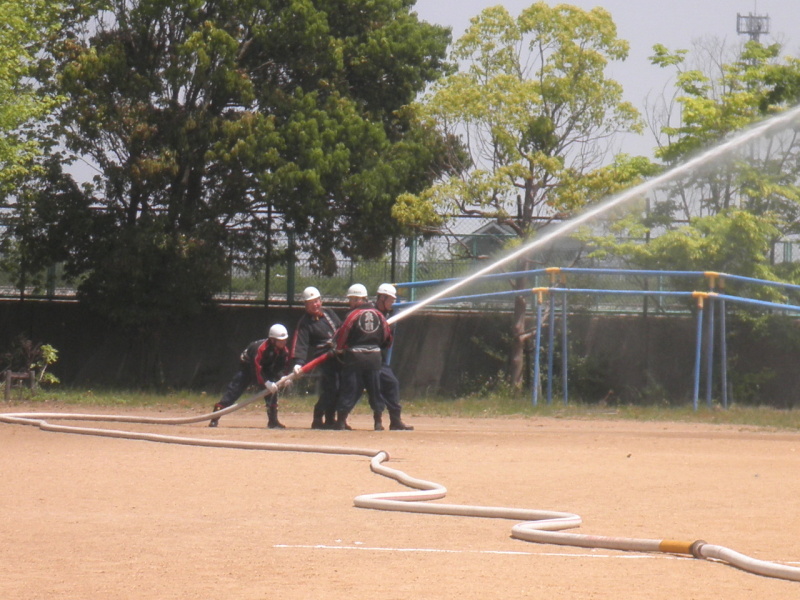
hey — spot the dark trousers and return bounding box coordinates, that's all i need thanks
[313,358,340,419]
[219,367,278,409]
[338,367,383,416]
[379,364,402,416]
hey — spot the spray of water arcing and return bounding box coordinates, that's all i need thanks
[387,104,800,326]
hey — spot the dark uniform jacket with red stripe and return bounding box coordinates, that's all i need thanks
[289,308,342,367]
[334,302,393,369]
[240,339,290,385]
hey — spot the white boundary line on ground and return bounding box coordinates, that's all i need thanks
[274,544,800,566]
[273,543,687,560]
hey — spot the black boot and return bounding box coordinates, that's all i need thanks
[389,411,414,431]
[335,411,352,430]
[267,406,285,429]
[208,403,224,428]
[373,412,384,431]
[311,406,325,429]
[323,409,337,429]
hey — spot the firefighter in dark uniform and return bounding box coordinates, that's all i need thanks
[289,286,342,429]
[338,284,384,427]
[209,323,290,428]
[333,284,392,430]
[375,283,414,430]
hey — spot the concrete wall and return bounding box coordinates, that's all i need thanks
[2,300,799,406]
[1,301,301,390]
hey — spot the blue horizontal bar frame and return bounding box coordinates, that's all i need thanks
[394,267,800,298]
[395,288,695,310]
[393,280,800,412]
[393,261,800,410]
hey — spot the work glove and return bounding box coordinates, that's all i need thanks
[264,380,278,394]
[293,364,302,375]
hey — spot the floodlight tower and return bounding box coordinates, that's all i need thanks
[736,12,770,42]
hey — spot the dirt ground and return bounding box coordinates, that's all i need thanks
[1,401,799,600]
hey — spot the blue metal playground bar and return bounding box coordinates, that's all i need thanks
[396,268,549,290]
[396,267,800,295]
[395,267,710,291]
[392,268,800,410]
[717,272,800,294]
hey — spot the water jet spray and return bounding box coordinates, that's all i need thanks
[387,104,800,326]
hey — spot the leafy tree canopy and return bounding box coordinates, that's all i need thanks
[594,39,800,281]
[0,0,63,190]
[393,2,648,242]
[12,0,452,330]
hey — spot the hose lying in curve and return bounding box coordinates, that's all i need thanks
[0,355,321,429]
[2,391,799,583]
[353,451,800,582]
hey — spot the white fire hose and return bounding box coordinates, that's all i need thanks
[2,376,799,583]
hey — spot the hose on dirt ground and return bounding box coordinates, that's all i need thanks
[2,371,799,582]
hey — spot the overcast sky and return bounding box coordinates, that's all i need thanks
[412,0,800,157]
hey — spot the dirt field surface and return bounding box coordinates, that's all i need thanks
[2,402,799,600]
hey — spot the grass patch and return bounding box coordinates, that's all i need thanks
[4,387,800,431]
[403,395,800,430]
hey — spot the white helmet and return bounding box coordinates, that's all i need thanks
[346,283,368,298]
[301,286,321,302]
[377,283,397,299]
[268,323,289,340]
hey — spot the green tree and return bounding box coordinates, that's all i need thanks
[603,209,780,279]
[13,0,451,336]
[0,0,62,190]
[392,3,649,387]
[597,39,800,282]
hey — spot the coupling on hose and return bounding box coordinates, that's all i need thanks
[690,540,708,559]
[657,539,707,557]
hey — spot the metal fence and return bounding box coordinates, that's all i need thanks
[3,209,800,310]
